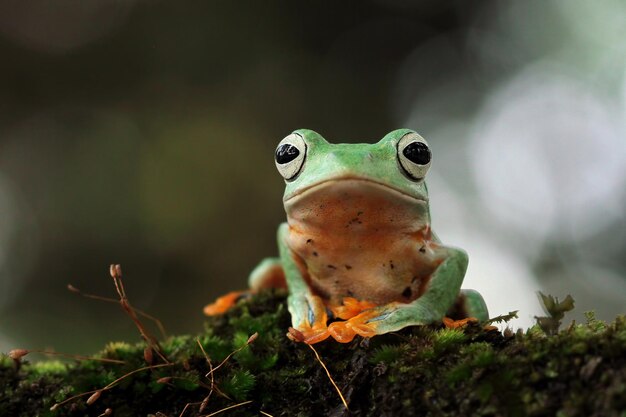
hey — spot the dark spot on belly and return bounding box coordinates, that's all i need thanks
[327,264,336,269]
[402,287,412,299]
[346,217,363,227]
[411,276,418,283]
[419,246,426,253]
[347,290,355,297]
[306,239,313,244]
[313,251,318,257]
[357,211,363,216]
[390,260,394,270]
[345,265,352,270]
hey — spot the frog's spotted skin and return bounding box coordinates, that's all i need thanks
[205,129,488,344]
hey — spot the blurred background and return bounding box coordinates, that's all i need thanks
[0,1,625,355]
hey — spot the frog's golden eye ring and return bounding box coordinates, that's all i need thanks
[275,133,307,180]
[397,132,431,180]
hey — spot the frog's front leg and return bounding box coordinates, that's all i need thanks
[328,245,469,343]
[278,223,331,344]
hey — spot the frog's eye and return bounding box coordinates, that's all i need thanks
[275,133,307,180]
[397,132,431,180]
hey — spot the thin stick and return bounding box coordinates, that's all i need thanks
[200,400,253,417]
[207,333,258,377]
[259,411,274,416]
[10,349,126,364]
[68,284,168,340]
[307,343,349,411]
[178,401,202,417]
[109,265,170,364]
[50,363,174,410]
[196,338,215,411]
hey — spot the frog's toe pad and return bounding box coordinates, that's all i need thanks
[332,297,378,320]
[287,325,331,344]
[327,311,381,343]
[328,321,357,343]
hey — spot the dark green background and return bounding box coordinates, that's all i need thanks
[1,1,624,355]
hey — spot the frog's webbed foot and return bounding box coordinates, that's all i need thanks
[327,302,414,343]
[331,297,378,320]
[203,291,249,316]
[204,258,286,317]
[287,294,331,344]
[442,316,478,329]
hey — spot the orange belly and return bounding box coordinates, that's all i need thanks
[284,179,441,306]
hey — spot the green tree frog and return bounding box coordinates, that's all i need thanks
[205,129,489,344]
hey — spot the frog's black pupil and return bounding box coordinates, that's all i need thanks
[403,142,431,165]
[275,144,300,164]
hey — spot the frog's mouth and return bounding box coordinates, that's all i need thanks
[283,176,428,204]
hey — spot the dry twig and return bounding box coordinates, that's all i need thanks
[307,343,349,411]
[67,284,168,339]
[200,400,253,417]
[109,264,170,364]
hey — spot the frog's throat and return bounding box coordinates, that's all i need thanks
[283,176,428,204]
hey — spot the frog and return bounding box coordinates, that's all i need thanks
[204,129,489,344]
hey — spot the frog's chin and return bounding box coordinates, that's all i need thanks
[283,176,428,205]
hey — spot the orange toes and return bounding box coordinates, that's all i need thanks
[328,312,380,343]
[331,297,378,320]
[203,291,245,316]
[349,322,378,338]
[287,324,331,344]
[443,317,478,329]
[328,321,358,343]
[287,327,306,342]
[304,329,331,344]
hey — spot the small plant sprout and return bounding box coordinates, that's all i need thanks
[207,332,258,377]
[535,292,575,335]
[484,311,519,325]
[175,334,260,417]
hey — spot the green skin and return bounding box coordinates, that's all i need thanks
[251,129,488,343]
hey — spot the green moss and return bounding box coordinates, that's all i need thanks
[220,369,256,401]
[430,327,467,353]
[1,290,625,416]
[25,361,67,376]
[370,344,407,364]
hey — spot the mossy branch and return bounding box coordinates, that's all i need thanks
[2,290,625,416]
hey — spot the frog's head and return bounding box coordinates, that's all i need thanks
[274,129,432,219]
